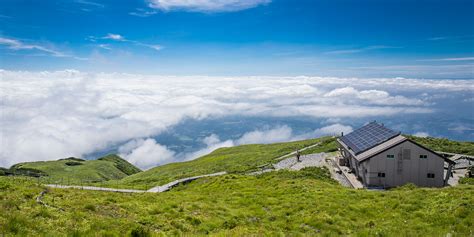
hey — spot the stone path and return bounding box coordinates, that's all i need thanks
[274,153,326,170]
[249,153,327,175]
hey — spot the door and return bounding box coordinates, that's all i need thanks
[402,149,412,184]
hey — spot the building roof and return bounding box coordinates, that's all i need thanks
[356,135,407,161]
[339,121,400,155]
[337,122,456,164]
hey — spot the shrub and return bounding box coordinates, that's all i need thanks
[129,226,151,237]
[0,168,7,176]
[8,167,47,177]
[84,204,96,211]
[4,214,28,234]
[65,161,83,166]
[59,157,86,162]
[459,177,474,185]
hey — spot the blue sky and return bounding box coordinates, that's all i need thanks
[1,0,473,78]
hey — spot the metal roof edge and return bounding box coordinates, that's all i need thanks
[357,135,407,163]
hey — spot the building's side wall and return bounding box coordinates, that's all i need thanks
[364,140,445,188]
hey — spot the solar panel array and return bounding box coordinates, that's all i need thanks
[340,122,400,155]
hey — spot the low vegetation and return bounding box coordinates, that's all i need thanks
[5,155,141,184]
[300,137,338,155]
[407,135,474,156]
[0,168,472,236]
[115,138,326,189]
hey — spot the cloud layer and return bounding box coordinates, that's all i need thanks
[1,70,472,168]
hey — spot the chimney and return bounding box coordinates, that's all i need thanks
[341,132,344,137]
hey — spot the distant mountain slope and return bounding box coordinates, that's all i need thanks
[406,135,474,156]
[7,154,141,183]
[116,137,332,189]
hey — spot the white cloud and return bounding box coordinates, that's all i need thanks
[148,0,271,12]
[418,57,474,62]
[98,44,111,50]
[184,134,235,161]
[324,45,399,55]
[103,33,125,41]
[312,124,353,137]
[324,87,423,105]
[350,64,474,77]
[92,34,163,52]
[0,70,472,167]
[413,132,430,138]
[75,0,105,8]
[129,8,157,17]
[0,37,85,60]
[428,36,449,41]
[146,44,163,51]
[135,43,164,51]
[236,126,293,145]
[292,124,353,140]
[119,138,175,170]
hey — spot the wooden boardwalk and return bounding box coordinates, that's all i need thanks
[147,172,227,192]
[45,184,146,193]
[46,172,228,193]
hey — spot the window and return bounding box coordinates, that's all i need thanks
[427,173,435,178]
[386,154,395,159]
[377,172,386,178]
[419,154,428,159]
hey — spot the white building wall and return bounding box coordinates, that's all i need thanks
[364,140,445,188]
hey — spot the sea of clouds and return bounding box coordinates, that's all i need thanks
[1,70,473,169]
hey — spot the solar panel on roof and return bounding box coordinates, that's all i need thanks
[340,122,400,155]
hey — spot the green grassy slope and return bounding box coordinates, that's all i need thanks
[116,138,325,189]
[406,135,474,156]
[8,154,141,184]
[300,137,338,155]
[1,169,472,236]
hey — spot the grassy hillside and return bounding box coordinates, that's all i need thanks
[7,154,141,184]
[406,135,474,156]
[115,137,326,189]
[0,169,472,236]
[300,137,338,155]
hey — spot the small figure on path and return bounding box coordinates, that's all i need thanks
[296,150,301,162]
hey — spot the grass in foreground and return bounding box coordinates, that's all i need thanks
[115,138,325,189]
[0,168,473,236]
